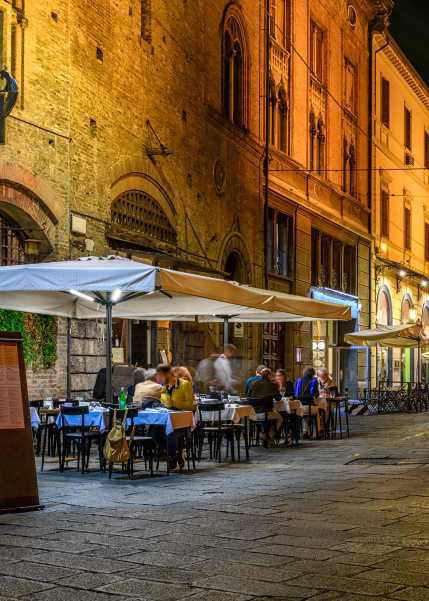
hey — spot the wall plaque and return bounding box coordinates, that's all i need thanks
[0,333,40,513]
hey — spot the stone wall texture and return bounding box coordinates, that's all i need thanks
[0,0,391,396]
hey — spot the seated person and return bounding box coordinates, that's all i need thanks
[156,364,195,411]
[275,369,294,397]
[133,368,162,407]
[250,368,282,446]
[294,367,319,405]
[317,367,336,398]
[250,368,280,399]
[244,365,266,396]
[172,365,193,385]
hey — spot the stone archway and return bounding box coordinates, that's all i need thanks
[0,181,57,259]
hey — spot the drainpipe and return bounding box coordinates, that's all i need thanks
[263,0,270,290]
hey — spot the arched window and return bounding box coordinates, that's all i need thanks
[111,190,177,246]
[278,83,288,153]
[377,286,393,385]
[222,9,248,128]
[343,139,357,197]
[401,295,413,324]
[224,251,247,283]
[377,287,392,326]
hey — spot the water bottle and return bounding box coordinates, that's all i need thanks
[119,387,127,410]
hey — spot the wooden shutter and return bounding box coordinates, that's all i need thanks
[404,206,411,250]
[315,27,324,81]
[380,189,389,238]
[425,223,429,262]
[425,131,429,169]
[404,107,412,150]
[381,77,390,127]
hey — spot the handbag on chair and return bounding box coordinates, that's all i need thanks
[103,409,134,464]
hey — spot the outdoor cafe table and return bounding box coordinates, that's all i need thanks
[131,409,194,435]
[198,403,256,424]
[55,407,110,432]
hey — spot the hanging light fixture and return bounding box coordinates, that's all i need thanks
[24,238,42,258]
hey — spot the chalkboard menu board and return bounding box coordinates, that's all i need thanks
[0,333,40,512]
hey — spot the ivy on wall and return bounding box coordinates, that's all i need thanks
[0,310,57,369]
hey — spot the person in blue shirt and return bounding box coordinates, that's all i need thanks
[294,367,319,405]
[244,365,266,396]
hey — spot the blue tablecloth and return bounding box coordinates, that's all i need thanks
[30,407,41,429]
[130,409,193,436]
[56,409,109,433]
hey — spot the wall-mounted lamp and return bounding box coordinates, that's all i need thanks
[380,241,387,254]
[418,279,428,300]
[397,270,407,293]
[24,238,42,258]
[409,307,417,322]
[295,346,303,364]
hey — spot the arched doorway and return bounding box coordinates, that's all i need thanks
[401,294,414,383]
[376,286,392,384]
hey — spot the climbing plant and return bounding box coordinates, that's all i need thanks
[0,309,57,369]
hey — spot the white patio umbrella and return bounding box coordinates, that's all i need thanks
[344,324,426,348]
[0,256,352,401]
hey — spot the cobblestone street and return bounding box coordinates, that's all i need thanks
[3,414,429,600]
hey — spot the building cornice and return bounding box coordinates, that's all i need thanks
[380,35,429,112]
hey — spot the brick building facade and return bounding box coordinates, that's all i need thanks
[0,0,392,398]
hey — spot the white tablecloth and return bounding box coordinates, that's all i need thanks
[198,403,256,424]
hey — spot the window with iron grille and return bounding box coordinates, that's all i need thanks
[0,212,25,265]
[111,190,177,246]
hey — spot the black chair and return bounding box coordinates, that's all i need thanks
[39,407,61,472]
[244,396,277,447]
[197,401,236,462]
[59,406,103,473]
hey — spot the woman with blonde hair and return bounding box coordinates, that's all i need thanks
[172,366,193,384]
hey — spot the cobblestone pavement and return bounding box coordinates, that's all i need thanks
[3,414,429,599]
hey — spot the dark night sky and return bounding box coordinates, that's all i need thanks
[389,0,429,86]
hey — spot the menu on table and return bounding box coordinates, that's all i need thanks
[0,343,24,430]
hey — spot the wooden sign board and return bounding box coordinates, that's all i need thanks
[0,333,40,513]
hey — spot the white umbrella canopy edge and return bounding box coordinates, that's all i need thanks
[344,324,427,348]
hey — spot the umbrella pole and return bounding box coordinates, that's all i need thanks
[223,317,229,347]
[105,300,113,404]
[66,318,72,399]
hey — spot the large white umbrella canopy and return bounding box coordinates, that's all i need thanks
[345,324,426,349]
[0,256,352,321]
[0,256,351,400]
